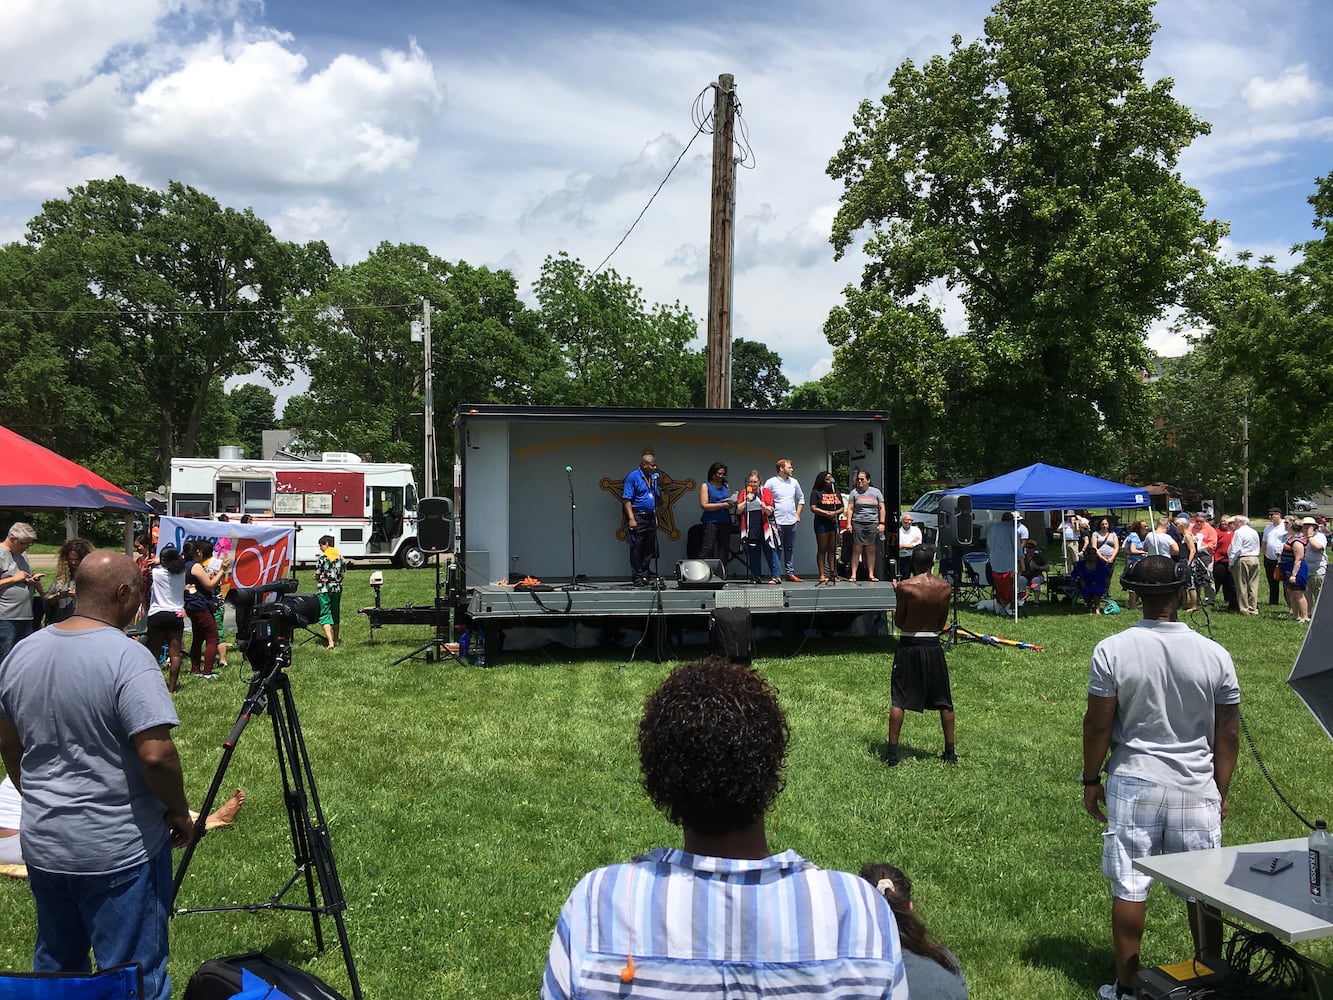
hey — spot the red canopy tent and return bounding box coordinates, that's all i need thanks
[0,424,152,514]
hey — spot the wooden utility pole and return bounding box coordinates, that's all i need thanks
[422,298,435,498]
[705,73,737,409]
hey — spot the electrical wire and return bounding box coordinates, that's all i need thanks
[0,302,418,318]
[592,117,710,276]
[1191,601,1314,830]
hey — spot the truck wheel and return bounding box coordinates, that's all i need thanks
[398,542,427,569]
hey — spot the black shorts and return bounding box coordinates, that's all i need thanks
[145,610,185,632]
[891,636,954,712]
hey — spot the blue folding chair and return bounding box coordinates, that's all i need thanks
[0,964,142,1000]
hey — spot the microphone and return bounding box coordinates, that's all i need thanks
[565,465,572,473]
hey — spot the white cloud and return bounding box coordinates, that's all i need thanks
[116,33,444,187]
[3,0,1332,393]
[0,0,165,88]
[1243,65,1320,111]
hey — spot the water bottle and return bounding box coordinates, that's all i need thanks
[1311,819,1332,907]
[473,627,486,667]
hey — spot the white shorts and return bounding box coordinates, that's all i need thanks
[1102,774,1220,902]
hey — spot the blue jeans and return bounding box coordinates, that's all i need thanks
[29,843,174,1000]
[0,617,33,665]
[776,523,798,576]
[746,539,782,581]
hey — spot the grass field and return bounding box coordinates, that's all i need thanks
[1,564,1330,998]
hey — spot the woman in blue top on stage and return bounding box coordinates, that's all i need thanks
[698,462,736,563]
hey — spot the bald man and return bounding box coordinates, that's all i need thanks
[0,551,193,1000]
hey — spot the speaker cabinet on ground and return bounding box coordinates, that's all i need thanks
[417,496,454,553]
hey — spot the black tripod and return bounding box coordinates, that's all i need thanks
[172,641,363,1000]
[392,553,467,666]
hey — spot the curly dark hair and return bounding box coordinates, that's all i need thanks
[638,658,789,835]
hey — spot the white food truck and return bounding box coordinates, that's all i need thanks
[169,453,425,567]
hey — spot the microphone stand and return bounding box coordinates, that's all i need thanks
[566,465,582,591]
[649,473,664,589]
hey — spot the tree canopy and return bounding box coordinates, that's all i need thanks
[0,177,331,488]
[1170,171,1333,505]
[535,253,704,408]
[825,0,1223,478]
[729,338,790,410]
[283,242,558,469]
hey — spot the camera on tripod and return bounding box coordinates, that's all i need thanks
[227,579,322,668]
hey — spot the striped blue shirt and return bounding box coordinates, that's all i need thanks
[542,848,908,999]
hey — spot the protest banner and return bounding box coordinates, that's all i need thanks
[158,516,296,595]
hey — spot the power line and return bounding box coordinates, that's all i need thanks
[0,302,418,319]
[592,85,715,276]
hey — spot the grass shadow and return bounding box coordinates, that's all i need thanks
[868,739,951,766]
[1020,934,1114,991]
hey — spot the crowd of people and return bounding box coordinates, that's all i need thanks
[972,507,1327,619]
[0,484,1314,997]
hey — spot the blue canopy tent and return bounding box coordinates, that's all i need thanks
[964,464,1151,620]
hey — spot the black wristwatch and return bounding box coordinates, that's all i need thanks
[1081,773,1103,787]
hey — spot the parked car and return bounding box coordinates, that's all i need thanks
[1294,498,1318,512]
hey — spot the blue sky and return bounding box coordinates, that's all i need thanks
[1,0,1329,397]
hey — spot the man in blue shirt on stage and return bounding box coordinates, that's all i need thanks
[622,447,661,586]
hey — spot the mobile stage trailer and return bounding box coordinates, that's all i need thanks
[449,405,901,653]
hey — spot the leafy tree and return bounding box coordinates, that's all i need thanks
[1183,173,1333,502]
[729,338,790,410]
[222,383,278,460]
[284,243,558,472]
[535,253,704,407]
[825,0,1222,476]
[784,378,842,411]
[6,177,331,487]
[1127,347,1248,508]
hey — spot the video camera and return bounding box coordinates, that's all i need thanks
[227,579,322,670]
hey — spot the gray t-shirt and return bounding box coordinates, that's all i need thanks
[1088,620,1240,796]
[850,486,884,524]
[0,546,32,621]
[0,625,180,874]
[903,950,968,999]
[987,523,1018,575]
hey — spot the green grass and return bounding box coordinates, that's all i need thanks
[1,567,1329,998]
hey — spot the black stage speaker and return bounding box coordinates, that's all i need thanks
[710,607,753,663]
[939,492,973,547]
[676,559,726,589]
[417,496,454,554]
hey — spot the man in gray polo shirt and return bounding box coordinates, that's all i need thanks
[1081,555,1240,1000]
[0,551,193,1000]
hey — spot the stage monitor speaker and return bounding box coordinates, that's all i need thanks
[939,493,973,547]
[676,558,726,589]
[417,496,454,554]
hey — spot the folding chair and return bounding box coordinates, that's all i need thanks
[941,555,988,603]
[0,963,142,1000]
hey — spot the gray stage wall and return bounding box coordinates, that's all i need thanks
[458,414,890,585]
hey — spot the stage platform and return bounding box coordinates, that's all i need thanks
[461,577,895,658]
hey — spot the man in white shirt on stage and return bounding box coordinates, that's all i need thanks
[764,460,805,583]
